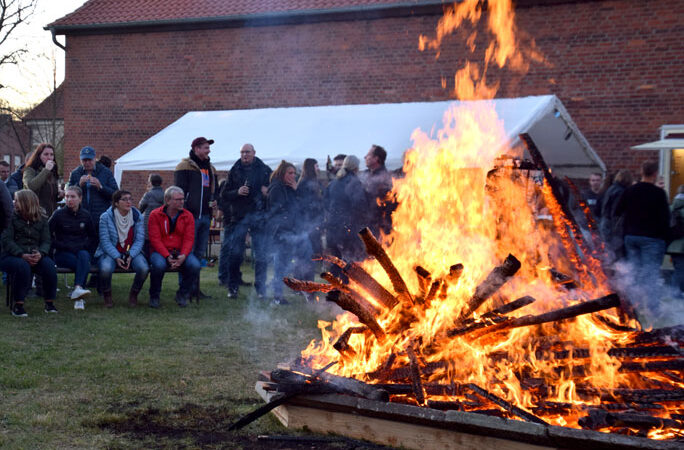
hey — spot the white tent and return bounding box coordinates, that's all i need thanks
[114,95,604,185]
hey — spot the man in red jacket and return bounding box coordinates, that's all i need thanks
[147,186,200,308]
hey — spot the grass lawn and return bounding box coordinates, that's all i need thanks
[0,263,357,449]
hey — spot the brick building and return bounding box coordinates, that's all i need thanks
[48,0,683,200]
[23,84,65,174]
[0,114,29,172]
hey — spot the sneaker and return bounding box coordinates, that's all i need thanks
[227,289,238,299]
[149,298,160,309]
[273,297,289,305]
[74,299,85,310]
[12,304,28,317]
[44,302,58,313]
[70,286,92,300]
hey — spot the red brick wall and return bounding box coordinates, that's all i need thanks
[63,0,683,201]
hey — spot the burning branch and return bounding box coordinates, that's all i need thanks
[326,290,385,342]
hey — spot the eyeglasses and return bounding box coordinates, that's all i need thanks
[120,197,133,202]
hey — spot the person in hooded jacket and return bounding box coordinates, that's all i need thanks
[23,143,64,217]
[49,185,97,309]
[220,143,272,299]
[324,155,369,265]
[174,137,217,300]
[94,190,148,308]
[267,161,312,305]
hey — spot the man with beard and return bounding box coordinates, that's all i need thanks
[221,143,272,299]
[174,137,218,300]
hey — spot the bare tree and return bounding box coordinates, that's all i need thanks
[0,0,37,72]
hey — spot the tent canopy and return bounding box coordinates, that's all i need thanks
[632,139,684,151]
[114,95,604,184]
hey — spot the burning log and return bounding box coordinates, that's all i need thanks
[414,265,432,298]
[457,254,521,322]
[483,295,536,317]
[326,290,385,342]
[406,345,426,405]
[595,314,639,332]
[579,409,684,431]
[472,293,621,339]
[619,359,684,373]
[333,326,366,357]
[320,271,381,315]
[283,277,335,293]
[293,365,390,402]
[358,227,414,307]
[317,254,399,310]
[424,279,441,304]
[548,268,578,289]
[466,383,548,425]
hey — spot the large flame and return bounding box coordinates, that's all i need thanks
[299,0,679,437]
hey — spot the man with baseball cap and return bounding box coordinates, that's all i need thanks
[174,137,218,300]
[68,146,119,230]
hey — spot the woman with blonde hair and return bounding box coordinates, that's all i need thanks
[23,143,63,216]
[0,189,57,316]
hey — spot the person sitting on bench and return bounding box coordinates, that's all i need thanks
[48,185,97,310]
[94,190,149,308]
[147,186,199,308]
[1,189,57,316]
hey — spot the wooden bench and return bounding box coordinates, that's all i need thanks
[5,265,183,310]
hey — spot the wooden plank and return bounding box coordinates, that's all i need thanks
[256,382,554,450]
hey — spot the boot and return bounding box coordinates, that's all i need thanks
[128,287,140,307]
[103,290,113,308]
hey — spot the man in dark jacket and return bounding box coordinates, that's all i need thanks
[220,143,272,298]
[174,137,217,299]
[360,144,393,236]
[68,146,119,230]
[615,161,670,316]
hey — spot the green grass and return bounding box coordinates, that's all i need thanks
[0,264,343,449]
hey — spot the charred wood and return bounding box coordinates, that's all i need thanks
[472,293,621,339]
[283,277,335,293]
[426,400,463,410]
[458,254,521,322]
[414,265,431,299]
[326,290,385,342]
[406,345,426,406]
[333,326,366,357]
[466,383,548,425]
[579,409,684,431]
[358,227,414,307]
[367,361,448,381]
[342,260,399,309]
[595,314,638,332]
[425,279,441,305]
[619,359,684,373]
[632,326,684,345]
[292,365,390,402]
[549,268,578,289]
[321,272,381,315]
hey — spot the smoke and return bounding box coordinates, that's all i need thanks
[610,260,684,329]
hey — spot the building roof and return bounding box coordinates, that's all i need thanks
[23,84,64,122]
[49,0,442,30]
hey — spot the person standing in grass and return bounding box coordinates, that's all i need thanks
[95,190,149,308]
[0,189,57,317]
[49,186,97,310]
[147,186,199,308]
[23,143,64,217]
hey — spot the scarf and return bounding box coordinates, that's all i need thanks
[113,208,133,250]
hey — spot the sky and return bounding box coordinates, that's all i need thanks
[0,0,88,110]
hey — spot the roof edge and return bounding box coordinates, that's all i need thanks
[47,2,451,35]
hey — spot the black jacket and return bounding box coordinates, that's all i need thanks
[174,151,217,219]
[221,157,272,223]
[615,181,670,240]
[267,179,298,239]
[1,211,51,257]
[325,172,369,247]
[48,205,97,255]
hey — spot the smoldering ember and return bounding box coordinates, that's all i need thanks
[235,1,684,448]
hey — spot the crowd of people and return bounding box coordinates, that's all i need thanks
[580,161,681,317]
[0,138,396,316]
[1,137,678,318]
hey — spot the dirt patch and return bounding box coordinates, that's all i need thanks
[97,401,389,449]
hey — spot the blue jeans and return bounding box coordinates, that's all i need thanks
[671,254,684,294]
[149,252,200,300]
[54,250,91,287]
[624,235,666,311]
[98,254,149,292]
[0,255,57,302]
[193,215,212,260]
[226,219,268,295]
